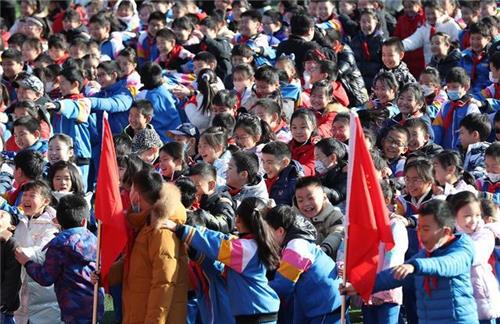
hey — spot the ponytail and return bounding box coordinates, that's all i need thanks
[258,119,276,144]
[197,68,217,115]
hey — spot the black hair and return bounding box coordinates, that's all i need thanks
[419,199,455,230]
[480,198,497,218]
[433,150,475,185]
[290,14,314,36]
[240,9,263,22]
[261,141,291,161]
[89,12,111,28]
[48,34,68,50]
[324,28,342,45]
[295,175,323,191]
[132,169,164,205]
[13,116,41,133]
[266,204,296,231]
[57,194,90,229]
[14,150,45,180]
[234,113,276,145]
[172,16,195,31]
[490,52,500,70]
[481,15,499,39]
[290,109,317,137]
[469,21,492,39]
[213,90,238,109]
[131,100,154,117]
[485,142,500,160]
[333,112,350,124]
[63,8,81,22]
[200,16,218,30]
[459,113,492,141]
[160,142,186,167]
[404,158,434,182]
[236,197,280,270]
[97,60,121,76]
[197,68,217,114]
[263,9,282,24]
[231,151,260,185]
[59,67,84,91]
[311,80,335,102]
[175,176,197,208]
[118,47,137,64]
[446,67,470,87]
[212,113,236,136]
[382,37,405,53]
[186,162,217,180]
[48,160,84,194]
[421,66,441,85]
[315,138,347,161]
[1,48,22,63]
[194,51,217,66]
[148,11,166,23]
[254,65,279,85]
[200,126,229,150]
[251,98,282,119]
[140,62,163,90]
[233,63,255,79]
[232,44,254,58]
[371,149,389,172]
[156,27,177,41]
[7,33,27,50]
[399,83,427,114]
[447,190,480,217]
[21,180,52,200]
[114,133,133,156]
[373,71,399,92]
[117,155,148,190]
[316,61,338,81]
[423,0,445,11]
[23,37,43,54]
[404,118,430,135]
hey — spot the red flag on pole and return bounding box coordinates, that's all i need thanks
[344,112,395,303]
[94,115,127,288]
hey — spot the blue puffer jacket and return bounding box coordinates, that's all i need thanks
[461,49,491,100]
[266,161,303,206]
[373,233,478,324]
[144,84,181,143]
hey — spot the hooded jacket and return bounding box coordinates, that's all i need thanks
[428,48,462,84]
[265,161,303,206]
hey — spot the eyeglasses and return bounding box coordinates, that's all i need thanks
[384,137,406,147]
[404,177,424,185]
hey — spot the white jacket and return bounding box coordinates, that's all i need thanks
[184,92,213,133]
[13,206,62,324]
[402,15,462,64]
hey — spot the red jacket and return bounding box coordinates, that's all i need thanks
[393,11,426,79]
[289,138,317,176]
[303,81,350,108]
[314,103,349,138]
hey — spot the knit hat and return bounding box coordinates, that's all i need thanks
[13,74,44,94]
[131,128,163,154]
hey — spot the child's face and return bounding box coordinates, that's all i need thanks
[407,126,429,152]
[1,59,23,79]
[147,19,165,37]
[156,36,175,55]
[458,126,477,149]
[59,75,79,96]
[310,87,331,111]
[430,35,449,57]
[485,155,500,174]
[159,150,178,178]
[397,90,420,116]
[261,153,287,179]
[381,45,403,69]
[490,63,500,80]
[21,0,36,16]
[433,159,450,185]
[48,138,73,165]
[418,214,449,251]
[62,18,80,31]
[373,79,396,104]
[310,66,325,84]
[317,1,334,21]
[405,166,432,198]
[22,44,40,62]
[69,44,87,59]
[48,47,66,61]
[84,58,99,80]
[14,126,39,149]
[21,188,50,217]
[190,174,215,198]
[97,68,117,89]
[234,127,258,150]
[138,147,159,165]
[193,60,211,76]
[239,16,260,37]
[480,2,497,18]
[226,158,246,188]
[332,120,349,142]
[255,80,278,97]
[0,211,13,232]
[117,4,133,18]
[456,201,482,234]
[403,0,421,17]
[291,116,313,143]
[16,86,39,101]
[419,73,438,90]
[232,55,253,66]
[173,27,191,44]
[198,137,222,164]
[252,105,276,127]
[446,82,467,99]
[315,147,335,170]
[470,33,491,53]
[424,7,440,25]
[232,73,252,93]
[382,130,408,160]
[461,6,478,26]
[53,168,73,192]
[360,14,377,35]
[262,15,280,35]
[23,22,43,39]
[88,23,109,42]
[212,105,232,115]
[117,55,136,77]
[295,184,326,218]
[339,2,356,15]
[13,107,29,120]
[129,107,149,131]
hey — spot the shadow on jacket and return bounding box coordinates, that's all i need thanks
[428,48,462,84]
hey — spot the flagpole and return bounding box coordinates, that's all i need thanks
[92,220,102,324]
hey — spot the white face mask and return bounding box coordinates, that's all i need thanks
[489,71,499,83]
[488,172,500,183]
[45,81,54,93]
[233,81,246,93]
[315,160,327,175]
[421,85,435,97]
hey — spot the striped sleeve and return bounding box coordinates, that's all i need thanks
[59,98,91,123]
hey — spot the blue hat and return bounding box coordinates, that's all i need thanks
[167,123,199,139]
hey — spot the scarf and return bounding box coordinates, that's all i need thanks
[423,235,455,296]
[471,51,486,81]
[494,83,500,99]
[362,39,371,61]
[429,24,436,41]
[443,97,470,131]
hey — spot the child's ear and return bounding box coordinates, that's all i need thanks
[281,157,291,168]
[7,224,16,232]
[399,51,405,60]
[145,115,153,123]
[208,179,216,191]
[34,130,41,139]
[473,130,480,140]
[80,217,87,227]
[424,133,430,142]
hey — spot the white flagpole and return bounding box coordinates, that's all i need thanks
[341,111,357,324]
[92,220,102,324]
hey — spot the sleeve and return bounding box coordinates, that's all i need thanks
[402,26,425,52]
[24,241,63,287]
[58,98,92,123]
[432,109,445,146]
[0,242,21,312]
[383,221,409,269]
[372,267,408,293]
[409,242,473,277]
[337,51,357,77]
[204,37,232,59]
[471,230,495,266]
[144,230,182,323]
[90,92,133,113]
[0,197,22,223]
[320,230,344,261]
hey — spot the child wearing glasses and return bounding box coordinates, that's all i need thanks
[380,125,409,182]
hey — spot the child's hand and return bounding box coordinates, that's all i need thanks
[372,296,385,305]
[392,264,414,280]
[90,271,101,286]
[339,282,357,296]
[0,229,12,242]
[160,219,178,231]
[171,85,192,99]
[14,248,30,265]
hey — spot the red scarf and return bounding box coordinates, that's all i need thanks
[443,98,470,131]
[63,93,84,100]
[494,83,500,99]
[163,44,184,67]
[471,51,485,81]
[227,186,242,197]
[429,25,436,41]
[423,235,455,296]
[265,175,279,193]
[362,40,371,61]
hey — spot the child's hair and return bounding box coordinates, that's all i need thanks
[1,48,22,63]
[175,176,197,208]
[7,33,27,50]
[232,63,255,79]
[131,100,154,118]
[200,16,218,31]
[315,138,347,161]
[34,64,61,82]
[481,16,499,39]
[231,44,254,59]
[234,113,276,145]
[404,158,434,182]
[491,52,500,70]
[485,142,500,160]
[33,53,54,66]
[114,133,133,156]
[371,149,389,172]
[423,0,445,11]
[149,10,166,23]
[48,33,68,50]
[469,21,492,39]
[89,12,111,29]
[197,68,217,114]
[160,142,186,168]
[21,180,52,200]
[49,133,74,147]
[132,169,164,205]
[240,9,263,22]
[186,162,217,180]
[266,204,297,232]
[263,9,282,25]
[200,126,229,150]
[419,199,455,230]
[140,62,163,89]
[380,179,394,203]
[97,60,121,76]
[447,190,480,216]
[59,67,85,91]
[459,113,492,142]
[254,65,279,85]
[63,8,81,23]
[118,47,137,64]
[13,100,40,120]
[334,112,350,124]
[194,51,217,67]
[404,117,430,136]
[480,198,497,221]
[48,161,84,194]
[373,71,399,93]
[261,141,291,161]
[434,150,476,185]
[290,14,315,36]
[431,31,452,47]
[236,197,280,270]
[117,155,148,189]
[156,27,176,41]
[213,90,237,109]
[13,116,41,134]
[212,113,236,135]
[382,37,405,53]
[295,175,323,191]
[251,98,282,120]
[172,15,195,32]
[311,80,335,101]
[276,55,298,80]
[316,61,338,81]
[359,8,380,24]
[24,37,44,54]
[290,109,317,132]
[420,66,441,85]
[446,67,470,87]
[57,194,90,229]
[384,125,410,146]
[231,151,260,185]
[399,83,427,114]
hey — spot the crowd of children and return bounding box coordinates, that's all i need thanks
[1,0,500,323]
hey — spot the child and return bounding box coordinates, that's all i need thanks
[315,138,348,207]
[461,21,492,100]
[1,49,24,101]
[231,63,255,110]
[155,27,194,72]
[267,205,343,323]
[115,0,141,35]
[310,81,349,139]
[481,51,500,100]
[87,13,124,60]
[198,126,232,188]
[361,72,400,130]
[12,116,48,155]
[315,0,343,31]
[21,37,43,70]
[332,113,350,144]
[295,176,344,260]
[47,160,85,197]
[15,194,104,323]
[262,9,287,41]
[159,142,186,182]
[448,192,500,322]
[223,151,269,206]
[116,47,142,97]
[211,90,238,116]
[458,1,480,50]
[123,100,156,140]
[251,98,292,143]
[459,113,491,178]
[261,141,301,206]
[137,11,165,67]
[7,101,51,152]
[288,109,318,177]
[167,122,199,165]
[404,118,443,157]
[380,125,409,181]
[162,197,280,323]
[476,142,500,205]
[182,69,217,132]
[47,34,69,66]
[378,37,416,89]
[0,213,20,324]
[307,59,350,108]
[233,113,275,157]
[432,67,481,150]
[6,151,45,207]
[428,33,462,84]
[351,9,384,89]
[172,16,200,47]
[341,199,479,323]
[419,66,448,119]
[433,150,477,196]
[131,128,164,166]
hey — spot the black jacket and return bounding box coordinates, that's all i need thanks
[282,216,317,247]
[185,36,232,80]
[276,35,320,75]
[428,48,462,85]
[321,163,348,206]
[1,239,21,314]
[199,191,236,233]
[351,32,384,89]
[336,44,369,107]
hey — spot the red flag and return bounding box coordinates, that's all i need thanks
[345,113,395,302]
[94,115,127,288]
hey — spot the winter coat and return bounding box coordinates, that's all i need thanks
[23,140,48,156]
[137,31,159,67]
[373,233,478,324]
[393,11,426,78]
[377,61,417,90]
[265,161,303,206]
[1,239,21,314]
[276,35,321,75]
[336,44,369,107]
[428,49,462,84]
[351,31,384,89]
[100,36,125,60]
[461,48,491,100]
[155,44,194,72]
[199,191,236,234]
[224,176,269,207]
[321,163,348,206]
[315,103,348,139]
[12,206,61,324]
[185,36,232,80]
[402,15,461,65]
[24,227,104,324]
[413,142,444,158]
[432,97,480,149]
[214,150,232,189]
[476,176,500,206]
[177,226,280,316]
[463,141,489,179]
[289,138,316,177]
[144,83,182,143]
[183,92,212,133]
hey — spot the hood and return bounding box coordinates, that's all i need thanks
[443,48,462,63]
[241,176,268,196]
[57,227,97,263]
[283,216,317,247]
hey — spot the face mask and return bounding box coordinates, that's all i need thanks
[233,81,246,92]
[447,89,462,101]
[183,142,190,153]
[303,71,312,89]
[315,160,327,175]
[488,172,500,183]
[421,85,435,97]
[489,71,499,83]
